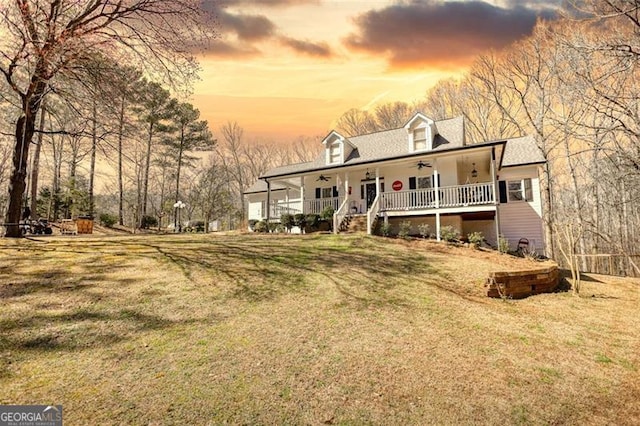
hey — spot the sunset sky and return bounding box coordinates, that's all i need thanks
[193,0,560,142]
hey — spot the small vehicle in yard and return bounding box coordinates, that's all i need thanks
[20,218,53,235]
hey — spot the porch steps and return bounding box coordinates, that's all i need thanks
[341,215,368,233]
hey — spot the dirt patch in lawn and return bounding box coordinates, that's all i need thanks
[1,234,638,425]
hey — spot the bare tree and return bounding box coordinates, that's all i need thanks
[373,102,412,129]
[220,121,248,224]
[335,108,378,136]
[0,0,211,237]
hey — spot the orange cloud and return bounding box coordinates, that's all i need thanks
[279,36,332,57]
[344,0,559,70]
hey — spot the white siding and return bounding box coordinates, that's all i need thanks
[498,166,544,252]
[247,194,265,221]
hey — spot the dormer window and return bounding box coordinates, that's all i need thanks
[329,143,341,164]
[414,128,427,151]
[405,112,437,153]
[322,130,353,165]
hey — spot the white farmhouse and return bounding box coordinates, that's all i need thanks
[245,112,546,253]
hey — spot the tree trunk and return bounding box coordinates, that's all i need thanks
[118,96,126,225]
[29,101,46,219]
[540,161,555,259]
[175,126,185,202]
[5,115,35,237]
[89,100,98,217]
[141,123,154,227]
[4,60,48,237]
[51,133,64,222]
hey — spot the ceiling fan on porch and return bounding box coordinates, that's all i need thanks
[316,174,330,182]
[416,160,432,170]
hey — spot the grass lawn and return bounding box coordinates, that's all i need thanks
[1,233,639,424]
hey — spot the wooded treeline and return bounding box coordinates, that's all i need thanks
[0,73,322,231]
[0,0,321,233]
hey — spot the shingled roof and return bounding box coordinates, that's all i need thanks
[258,115,543,181]
[501,135,545,167]
[244,180,289,194]
[261,116,464,179]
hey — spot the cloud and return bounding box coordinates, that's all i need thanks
[217,0,320,6]
[218,10,276,41]
[199,0,331,60]
[279,36,332,57]
[344,0,559,69]
[201,40,261,58]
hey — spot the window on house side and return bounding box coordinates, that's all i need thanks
[414,128,427,151]
[321,187,333,198]
[329,143,341,163]
[417,176,432,189]
[508,178,533,202]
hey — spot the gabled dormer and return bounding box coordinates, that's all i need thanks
[405,112,437,153]
[322,131,354,165]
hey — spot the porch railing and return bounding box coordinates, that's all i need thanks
[304,197,343,215]
[270,202,302,218]
[333,197,350,234]
[367,194,381,235]
[380,182,494,211]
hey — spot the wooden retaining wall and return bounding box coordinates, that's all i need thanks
[486,265,559,299]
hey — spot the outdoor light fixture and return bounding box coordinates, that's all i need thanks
[365,170,371,180]
[173,200,185,232]
[471,163,478,178]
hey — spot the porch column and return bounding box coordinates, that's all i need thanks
[344,172,349,200]
[336,173,341,210]
[285,186,289,214]
[491,147,501,246]
[375,168,381,195]
[433,161,441,241]
[300,176,305,214]
[266,180,271,224]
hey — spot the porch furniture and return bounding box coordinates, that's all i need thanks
[517,238,530,253]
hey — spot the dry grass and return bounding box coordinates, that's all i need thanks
[1,233,639,425]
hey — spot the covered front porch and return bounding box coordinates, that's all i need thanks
[263,146,500,238]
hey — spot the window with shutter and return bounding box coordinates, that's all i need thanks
[498,181,508,204]
[506,178,533,202]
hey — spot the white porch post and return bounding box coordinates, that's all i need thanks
[433,161,441,241]
[285,186,289,212]
[266,180,271,224]
[344,172,349,201]
[491,147,501,247]
[300,176,305,214]
[375,168,381,195]
[336,173,341,210]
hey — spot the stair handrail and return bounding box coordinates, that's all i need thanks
[333,197,350,234]
[366,193,381,235]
